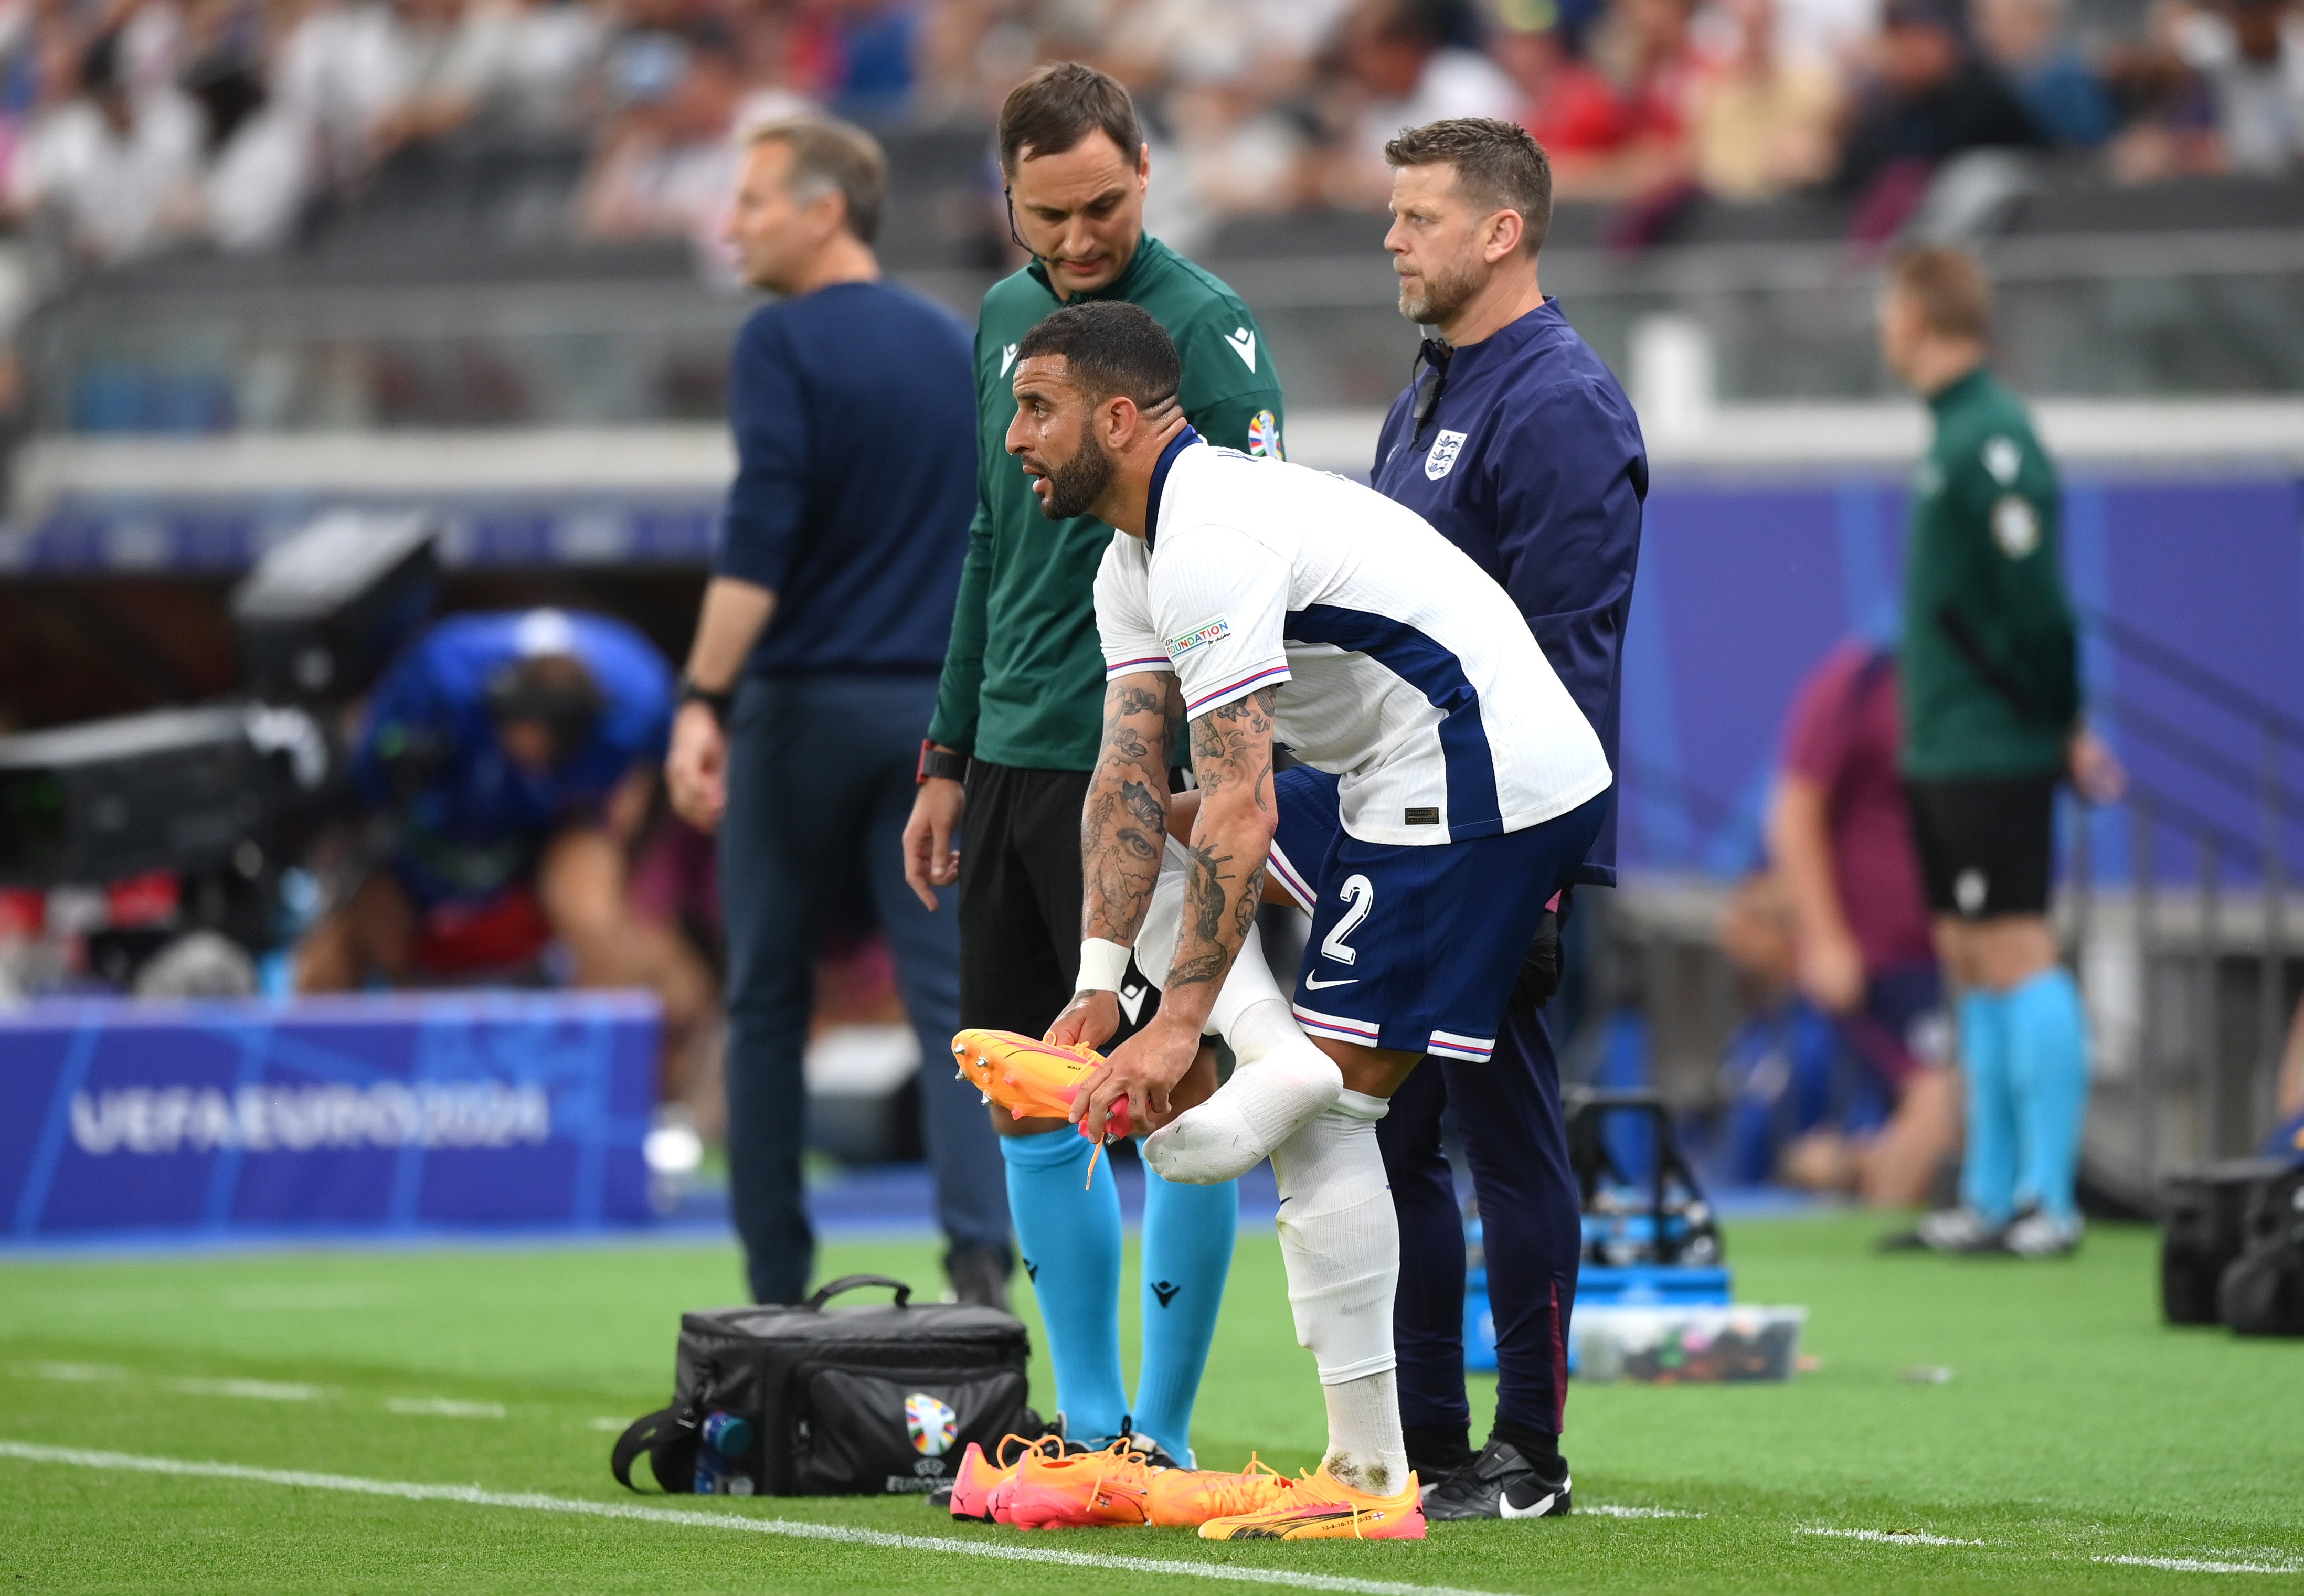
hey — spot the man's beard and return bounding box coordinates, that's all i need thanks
[1398,252,1480,327]
[1035,434,1116,520]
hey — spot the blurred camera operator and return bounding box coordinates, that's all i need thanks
[297,608,716,1101]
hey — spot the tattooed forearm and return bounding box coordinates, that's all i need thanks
[1163,690,1279,1014]
[1081,673,1183,943]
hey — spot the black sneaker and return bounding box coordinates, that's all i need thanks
[1420,1439,1572,1521]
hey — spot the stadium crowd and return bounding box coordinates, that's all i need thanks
[0,0,2299,268]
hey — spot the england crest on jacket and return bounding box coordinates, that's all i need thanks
[1425,429,1467,480]
[904,1392,957,1456]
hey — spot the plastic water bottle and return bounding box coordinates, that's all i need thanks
[694,1411,755,1495]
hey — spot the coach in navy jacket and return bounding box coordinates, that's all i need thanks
[1366,118,1645,1520]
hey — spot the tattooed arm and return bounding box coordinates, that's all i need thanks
[1044,671,1181,1052]
[1080,671,1183,945]
[1069,688,1277,1135]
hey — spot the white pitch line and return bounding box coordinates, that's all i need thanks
[1798,1527,1989,1547]
[0,1440,1513,1596]
[1579,1505,1704,1520]
[2095,1556,2304,1576]
[170,1378,326,1402]
[385,1398,506,1419]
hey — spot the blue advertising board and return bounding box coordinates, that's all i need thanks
[1,992,657,1241]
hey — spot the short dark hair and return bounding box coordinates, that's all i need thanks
[997,62,1142,175]
[1888,246,1992,341]
[748,114,887,244]
[1013,301,1180,412]
[1384,116,1554,257]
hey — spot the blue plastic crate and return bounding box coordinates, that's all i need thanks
[1465,1264,1732,1372]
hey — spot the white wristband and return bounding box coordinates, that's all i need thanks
[1076,938,1132,993]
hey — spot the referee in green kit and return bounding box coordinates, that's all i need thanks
[1878,246,2123,1260]
[898,62,1285,1461]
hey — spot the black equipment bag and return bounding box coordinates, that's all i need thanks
[611,1275,1035,1497]
[2159,1159,2288,1325]
[2218,1165,2304,1337]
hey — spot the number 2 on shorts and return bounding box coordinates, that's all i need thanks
[1319,873,1375,966]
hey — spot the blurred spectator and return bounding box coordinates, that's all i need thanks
[1764,637,1958,1205]
[580,29,747,264]
[1492,0,1639,188]
[1323,0,1518,204]
[1976,0,2116,146]
[1689,0,1843,198]
[8,29,202,263]
[181,14,314,251]
[1831,0,2044,201]
[2173,0,2304,172]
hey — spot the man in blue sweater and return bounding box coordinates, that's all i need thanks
[1367,118,1646,1520]
[664,115,1011,1308]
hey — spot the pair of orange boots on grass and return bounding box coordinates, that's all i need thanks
[949,1029,1425,1542]
[947,1433,1424,1541]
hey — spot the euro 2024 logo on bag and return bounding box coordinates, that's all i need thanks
[905,1392,957,1457]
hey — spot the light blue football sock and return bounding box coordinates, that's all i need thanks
[1001,1127,1127,1441]
[1129,1163,1237,1466]
[1958,988,2019,1222]
[2005,966,2089,1223]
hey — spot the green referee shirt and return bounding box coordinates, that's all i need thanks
[926,235,1286,770]
[1898,366,2080,781]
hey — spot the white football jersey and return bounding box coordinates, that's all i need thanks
[1095,435,1611,846]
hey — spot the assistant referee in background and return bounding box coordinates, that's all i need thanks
[665,116,1011,1310]
[1881,247,2121,1261]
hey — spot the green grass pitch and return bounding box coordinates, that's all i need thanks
[3,1214,2300,1593]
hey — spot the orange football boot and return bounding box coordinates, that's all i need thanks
[950,1029,1132,1139]
[1148,1454,1298,1528]
[1197,1464,1426,1541]
[1002,1439,1154,1530]
[950,1434,1056,1524]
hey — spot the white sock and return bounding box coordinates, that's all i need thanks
[1269,1092,1408,1498]
[1322,1370,1408,1498]
[1142,998,1342,1183]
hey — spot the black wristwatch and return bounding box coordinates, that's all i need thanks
[677,672,734,726]
[918,741,969,784]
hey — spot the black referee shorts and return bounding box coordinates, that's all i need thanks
[957,760,1162,1041]
[1903,772,2060,921]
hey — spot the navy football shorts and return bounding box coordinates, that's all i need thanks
[1264,764,1607,1061]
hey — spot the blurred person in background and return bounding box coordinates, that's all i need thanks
[1322,0,1518,204]
[1764,638,1958,1204]
[1368,117,1642,1518]
[2171,0,2304,172]
[180,2,316,252]
[1576,0,1704,197]
[7,28,201,263]
[1491,0,1641,195]
[1831,0,2043,207]
[661,116,1011,1309]
[1878,246,2122,1259]
[579,26,746,268]
[903,62,1285,1466]
[1713,870,1903,1192]
[1974,0,2117,147]
[297,608,719,1109]
[1689,0,1844,198]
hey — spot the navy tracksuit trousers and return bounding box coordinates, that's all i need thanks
[1377,998,1580,1446]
